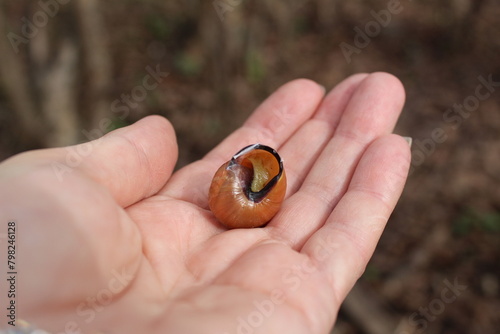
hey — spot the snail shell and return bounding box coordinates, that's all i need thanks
[208,144,287,229]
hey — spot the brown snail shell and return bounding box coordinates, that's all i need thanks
[208,144,287,229]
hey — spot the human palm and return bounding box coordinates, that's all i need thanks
[1,73,410,333]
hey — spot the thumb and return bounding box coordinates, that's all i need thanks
[52,115,178,207]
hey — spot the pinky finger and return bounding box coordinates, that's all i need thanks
[301,134,411,299]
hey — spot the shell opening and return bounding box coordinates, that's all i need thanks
[231,144,284,203]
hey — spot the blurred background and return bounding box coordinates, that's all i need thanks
[0,0,499,333]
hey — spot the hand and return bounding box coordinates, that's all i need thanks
[0,72,410,334]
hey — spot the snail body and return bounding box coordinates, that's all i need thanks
[208,144,287,229]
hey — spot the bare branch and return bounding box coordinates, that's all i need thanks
[74,0,112,130]
[0,6,44,146]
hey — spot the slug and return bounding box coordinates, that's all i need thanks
[208,144,287,229]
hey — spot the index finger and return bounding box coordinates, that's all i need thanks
[161,79,325,204]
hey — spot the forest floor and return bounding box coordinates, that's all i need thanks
[1,1,499,333]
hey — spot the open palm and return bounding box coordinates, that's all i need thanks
[3,73,410,334]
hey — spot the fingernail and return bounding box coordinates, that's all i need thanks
[318,84,326,94]
[402,136,413,147]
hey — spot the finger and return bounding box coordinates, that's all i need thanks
[8,171,144,317]
[1,156,147,320]
[74,115,178,207]
[301,134,411,299]
[269,72,405,245]
[279,73,369,195]
[206,79,325,162]
[0,117,175,324]
[161,79,325,205]
[4,165,164,330]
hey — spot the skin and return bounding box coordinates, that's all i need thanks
[0,72,410,333]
